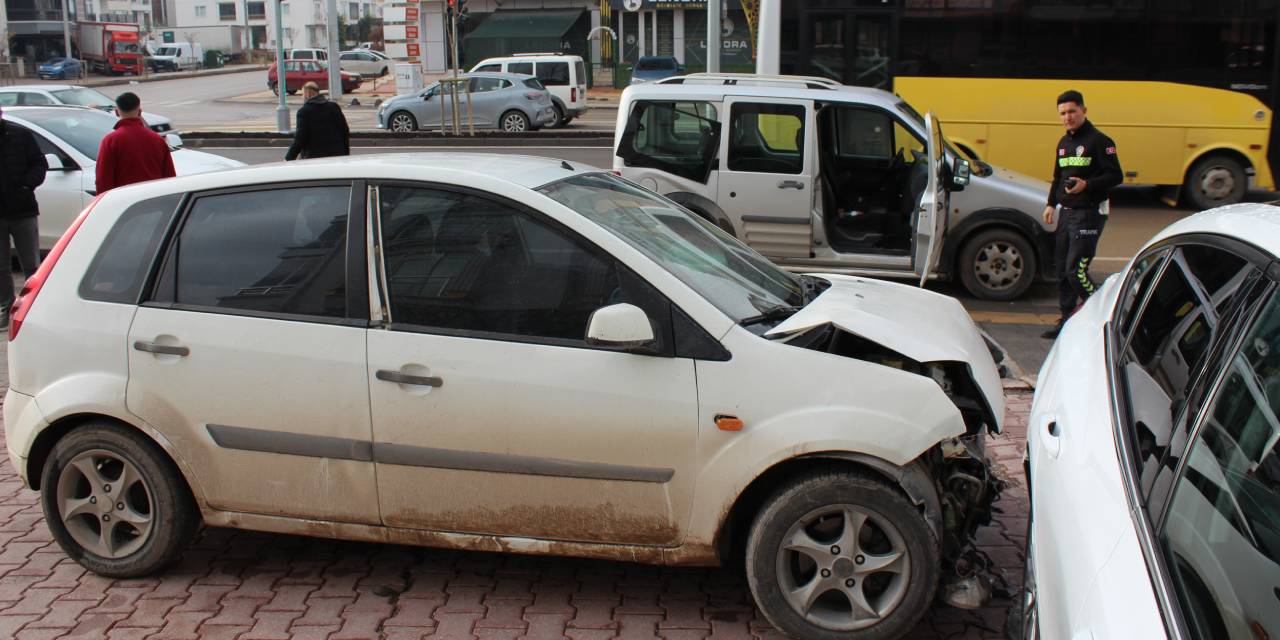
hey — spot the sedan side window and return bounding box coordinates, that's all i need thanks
[378,186,635,344]
[159,185,352,319]
[1158,288,1280,640]
[21,92,53,105]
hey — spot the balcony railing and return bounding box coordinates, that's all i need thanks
[5,9,66,21]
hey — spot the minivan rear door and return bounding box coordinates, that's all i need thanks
[717,96,814,259]
[916,112,947,286]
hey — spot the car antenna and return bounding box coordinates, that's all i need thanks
[560,160,573,171]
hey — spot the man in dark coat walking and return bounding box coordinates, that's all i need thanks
[285,82,351,160]
[96,91,176,194]
[0,104,49,328]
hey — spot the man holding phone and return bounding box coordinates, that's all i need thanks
[1041,89,1123,339]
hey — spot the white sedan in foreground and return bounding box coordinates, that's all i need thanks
[2,105,243,249]
[1025,202,1280,639]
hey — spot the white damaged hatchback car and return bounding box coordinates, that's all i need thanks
[6,154,1003,640]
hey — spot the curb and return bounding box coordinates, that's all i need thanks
[70,64,269,88]
[183,131,614,148]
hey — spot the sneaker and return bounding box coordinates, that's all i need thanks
[1040,321,1063,340]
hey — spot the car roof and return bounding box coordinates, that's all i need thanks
[3,104,105,117]
[479,54,581,62]
[1145,203,1280,259]
[620,80,901,108]
[0,85,66,92]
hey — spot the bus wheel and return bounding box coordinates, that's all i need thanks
[958,228,1036,301]
[1185,155,1247,210]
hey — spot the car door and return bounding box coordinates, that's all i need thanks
[366,183,698,545]
[8,122,88,247]
[466,77,504,127]
[716,97,814,258]
[411,84,445,129]
[916,112,946,285]
[126,181,381,524]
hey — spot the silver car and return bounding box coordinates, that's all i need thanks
[377,72,557,133]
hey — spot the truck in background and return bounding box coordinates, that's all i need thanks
[77,22,143,75]
[152,26,244,64]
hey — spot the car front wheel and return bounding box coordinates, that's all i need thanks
[500,110,530,133]
[746,471,939,640]
[40,421,199,578]
[389,111,417,133]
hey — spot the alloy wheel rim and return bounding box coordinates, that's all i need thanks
[391,114,413,132]
[56,449,154,559]
[775,504,911,631]
[1199,166,1236,200]
[503,114,526,132]
[973,241,1024,291]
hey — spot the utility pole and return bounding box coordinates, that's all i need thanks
[274,0,289,132]
[326,0,341,99]
[706,0,720,73]
[61,0,72,60]
[243,0,251,58]
[756,0,778,74]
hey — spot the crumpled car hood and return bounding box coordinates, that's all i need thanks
[767,274,1005,430]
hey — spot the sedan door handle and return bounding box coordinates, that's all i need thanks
[132,341,189,357]
[777,180,805,190]
[376,370,443,388]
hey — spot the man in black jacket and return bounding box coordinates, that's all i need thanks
[285,82,351,161]
[1042,90,1122,339]
[0,105,49,328]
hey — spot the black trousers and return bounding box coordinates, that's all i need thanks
[1055,207,1106,318]
[0,216,40,312]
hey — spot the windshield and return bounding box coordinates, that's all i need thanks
[156,47,178,56]
[894,100,979,172]
[538,173,802,321]
[112,41,140,54]
[636,57,676,71]
[16,109,115,160]
[50,88,115,109]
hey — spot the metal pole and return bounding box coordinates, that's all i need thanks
[326,0,341,99]
[274,0,289,132]
[243,0,251,58]
[61,0,72,60]
[756,0,779,74]
[706,0,720,73]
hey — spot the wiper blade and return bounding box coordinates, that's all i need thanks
[740,305,801,327]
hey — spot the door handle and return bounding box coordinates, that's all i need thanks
[376,369,443,388]
[1039,413,1061,459]
[132,341,189,357]
[777,180,805,190]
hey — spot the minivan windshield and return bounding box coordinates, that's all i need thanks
[539,173,803,321]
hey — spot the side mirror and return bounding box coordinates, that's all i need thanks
[44,153,65,171]
[165,133,184,149]
[950,157,971,190]
[585,303,655,350]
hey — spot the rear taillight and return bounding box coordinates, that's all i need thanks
[571,87,577,102]
[524,91,543,100]
[10,195,102,341]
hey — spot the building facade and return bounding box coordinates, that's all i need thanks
[160,0,380,52]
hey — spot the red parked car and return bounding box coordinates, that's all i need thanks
[267,60,362,95]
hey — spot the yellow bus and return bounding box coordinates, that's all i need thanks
[772,1,1277,209]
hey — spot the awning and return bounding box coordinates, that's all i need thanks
[465,9,583,41]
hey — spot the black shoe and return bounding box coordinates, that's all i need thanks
[1041,321,1063,340]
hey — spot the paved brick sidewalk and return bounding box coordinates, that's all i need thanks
[0,383,1030,640]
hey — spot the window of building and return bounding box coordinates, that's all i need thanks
[194,5,207,18]
[247,2,265,19]
[163,185,352,319]
[218,2,236,21]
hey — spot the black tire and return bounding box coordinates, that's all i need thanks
[1184,155,1248,210]
[285,88,298,95]
[379,66,388,77]
[746,471,939,640]
[957,228,1037,301]
[549,103,567,129]
[500,110,531,133]
[388,111,417,133]
[40,421,199,578]
[269,82,279,96]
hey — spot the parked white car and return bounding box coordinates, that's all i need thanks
[149,42,203,72]
[1,106,243,248]
[338,50,390,77]
[6,153,1005,640]
[0,85,177,135]
[1024,202,1280,640]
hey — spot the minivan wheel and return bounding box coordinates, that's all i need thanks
[958,228,1037,301]
[1184,155,1247,210]
[389,111,417,133]
[746,472,939,640]
[501,110,530,132]
[41,422,199,578]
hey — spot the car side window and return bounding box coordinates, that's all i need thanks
[378,186,634,344]
[470,77,502,93]
[621,100,718,183]
[0,93,18,106]
[162,185,352,319]
[340,52,355,61]
[1157,287,1280,640]
[1121,244,1253,494]
[21,92,53,106]
[81,195,182,304]
[474,64,501,73]
[536,61,570,86]
[1117,249,1170,340]
[508,62,533,75]
[727,102,805,174]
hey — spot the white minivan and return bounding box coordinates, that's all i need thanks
[614,74,1054,301]
[471,53,588,128]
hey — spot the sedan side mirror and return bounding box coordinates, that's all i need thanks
[165,133,184,149]
[585,303,655,350]
[44,153,65,171]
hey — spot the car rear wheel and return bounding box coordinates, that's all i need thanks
[389,111,417,133]
[549,104,566,129]
[958,228,1037,301]
[269,82,279,96]
[1184,154,1247,210]
[500,110,530,133]
[40,421,199,578]
[746,471,939,640]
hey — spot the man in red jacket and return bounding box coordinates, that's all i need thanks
[96,92,176,194]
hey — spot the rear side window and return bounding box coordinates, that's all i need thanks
[575,60,585,85]
[474,64,500,72]
[522,78,545,90]
[509,62,533,75]
[160,185,352,319]
[80,194,182,304]
[619,101,718,182]
[536,61,570,86]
